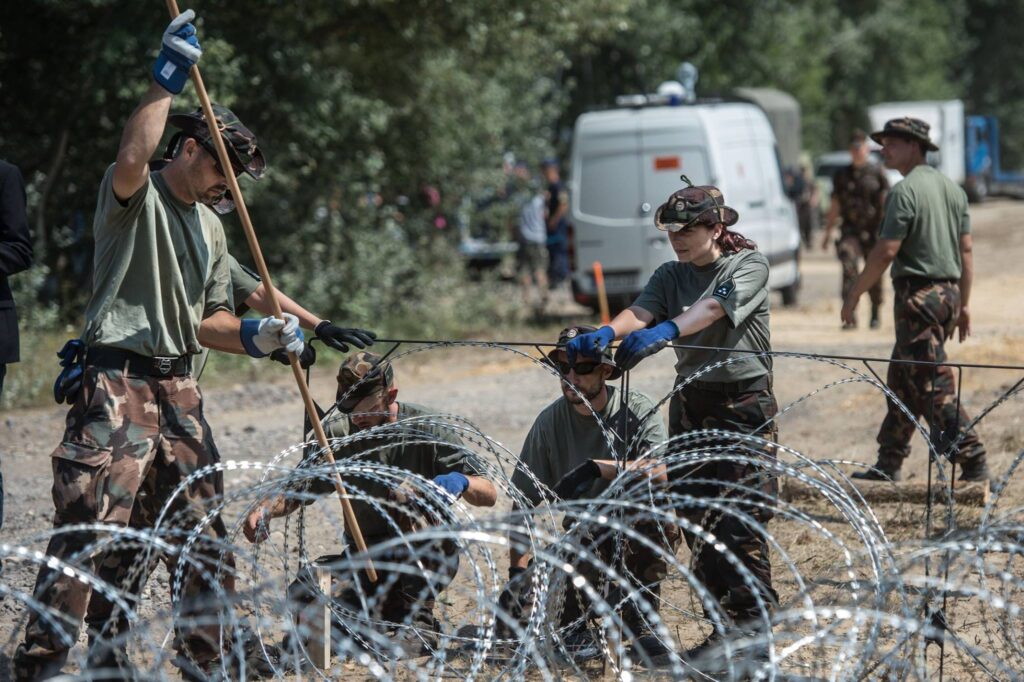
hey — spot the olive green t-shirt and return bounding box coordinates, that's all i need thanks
[192,254,262,380]
[631,250,772,382]
[301,402,480,539]
[511,386,667,507]
[878,165,969,280]
[82,166,232,357]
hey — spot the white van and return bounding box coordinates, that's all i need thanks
[568,98,802,310]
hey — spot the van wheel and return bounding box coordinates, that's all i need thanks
[780,284,799,307]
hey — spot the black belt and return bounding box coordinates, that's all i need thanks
[688,374,770,394]
[893,276,957,288]
[86,347,192,377]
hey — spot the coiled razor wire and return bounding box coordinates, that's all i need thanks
[2,337,1023,680]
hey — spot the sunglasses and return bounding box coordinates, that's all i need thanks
[553,360,601,376]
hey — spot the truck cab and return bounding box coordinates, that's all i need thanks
[569,97,801,311]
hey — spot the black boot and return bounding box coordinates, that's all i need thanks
[852,461,901,482]
[958,457,991,483]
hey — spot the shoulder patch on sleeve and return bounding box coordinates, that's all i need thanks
[713,278,735,299]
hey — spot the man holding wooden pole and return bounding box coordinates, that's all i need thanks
[13,11,311,680]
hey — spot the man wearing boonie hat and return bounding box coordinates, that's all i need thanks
[14,11,305,680]
[843,117,990,483]
[244,351,497,659]
[821,129,890,329]
[507,325,677,662]
[566,176,780,673]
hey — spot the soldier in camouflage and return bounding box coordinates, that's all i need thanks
[822,129,890,329]
[843,117,990,483]
[13,12,306,681]
[243,352,498,659]
[508,325,679,662]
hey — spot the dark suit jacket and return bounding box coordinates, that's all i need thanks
[0,160,34,363]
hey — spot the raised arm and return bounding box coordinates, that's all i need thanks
[112,84,174,201]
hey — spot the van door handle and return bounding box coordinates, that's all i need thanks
[648,236,668,247]
[749,200,766,208]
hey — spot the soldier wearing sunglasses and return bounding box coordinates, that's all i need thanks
[565,179,779,673]
[507,325,678,661]
[244,352,496,658]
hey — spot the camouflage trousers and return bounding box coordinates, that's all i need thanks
[556,519,683,632]
[13,365,232,681]
[668,379,779,623]
[877,279,986,468]
[837,231,883,307]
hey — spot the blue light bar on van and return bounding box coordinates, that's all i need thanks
[614,93,681,108]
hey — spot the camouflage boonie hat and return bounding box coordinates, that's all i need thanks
[547,325,622,380]
[870,117,939,152]
[168,104,267,179]
[655,180,739,232]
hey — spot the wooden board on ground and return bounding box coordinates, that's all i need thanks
[780,476,990,507]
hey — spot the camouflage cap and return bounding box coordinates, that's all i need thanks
[654,184,738,232]
[336,351,395,411]
[849,128,868,145]
[546,325,622,380]
[870,117,939,152]
[168,104,267,179]
[337,351,395,391]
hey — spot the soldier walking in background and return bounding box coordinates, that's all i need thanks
[843,117,990,483]
[822,129,889,329]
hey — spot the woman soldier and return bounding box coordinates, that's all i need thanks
[566,178,777,671]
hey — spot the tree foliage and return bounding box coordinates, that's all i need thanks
[0,0,1018,330]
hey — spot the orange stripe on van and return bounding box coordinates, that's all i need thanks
[654,156,681,170]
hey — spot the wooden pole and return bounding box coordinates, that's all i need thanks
[164,0,376,581]
[780,477,990,507]
[593,261,611,325]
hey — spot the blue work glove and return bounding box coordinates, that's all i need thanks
[432,472,470,501]
[613,320,679,371]
[152,9,202,94]
[53,339,86,405]
[240,313,305,358]
[565,325,615,366]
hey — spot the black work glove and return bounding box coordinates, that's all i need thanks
[552,460,602,500]
[270,343,316,369]
[315,321,377,353]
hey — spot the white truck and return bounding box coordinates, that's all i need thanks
[568,83,802,312]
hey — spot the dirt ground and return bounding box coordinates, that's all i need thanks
[2,200,1024,680]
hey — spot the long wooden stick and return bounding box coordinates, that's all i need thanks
[165,0,376,581]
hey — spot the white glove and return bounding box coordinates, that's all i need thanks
[241,313,305,358]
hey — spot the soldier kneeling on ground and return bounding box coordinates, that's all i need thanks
[244,352,497,665]
[504,325,680,665]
